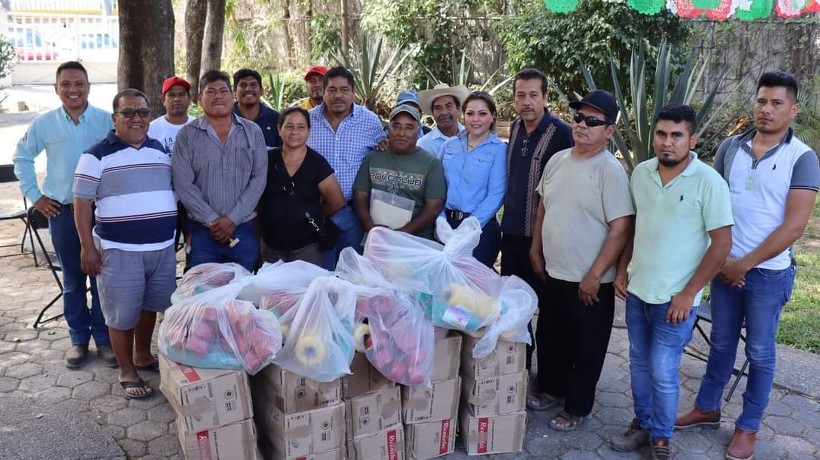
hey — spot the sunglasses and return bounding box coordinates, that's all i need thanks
[573,112,610,127]
[117,108,151,119]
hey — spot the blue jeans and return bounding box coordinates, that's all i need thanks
[49,209,109,346]
[694,267,795,432]
[323,205,363,270]
[473,217,501,269]
[188,220,259,272]
[626,293,696,440]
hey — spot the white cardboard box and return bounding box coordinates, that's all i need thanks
[401,377,460,424]
[461,370,528,416]
[460,336,526,379]
[251,363,341,414]
[176,417,257,460]
[159,353,253,433]
[345,386,402,440]
[403,417,456,460]
[347,424,406,460]
[459,409,527,455]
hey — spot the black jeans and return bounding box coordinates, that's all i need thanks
[500,234,544,371]
[538,275,615,417]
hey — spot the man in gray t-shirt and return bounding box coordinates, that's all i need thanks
[527,90,634,432]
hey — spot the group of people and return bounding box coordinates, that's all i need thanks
[11,59,817,460]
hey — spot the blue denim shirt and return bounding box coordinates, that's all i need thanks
[439,132,507,226]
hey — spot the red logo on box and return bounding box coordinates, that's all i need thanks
[386,429,398,460]
[439,419,451,454]
[195,430,211,460]
[180,365,201,382]
[477,417,489,454]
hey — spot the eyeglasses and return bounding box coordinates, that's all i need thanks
[117,108,150,119]
[572,112,611,127]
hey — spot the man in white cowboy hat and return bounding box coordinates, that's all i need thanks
[417,83,470,157]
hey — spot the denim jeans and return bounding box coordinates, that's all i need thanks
[188,220,259,272]
[49,210,109,346]
[694,266,795,432]
[323,205,363,270]
[626,293,696,440]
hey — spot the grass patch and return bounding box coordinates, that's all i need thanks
[778,248,820,353]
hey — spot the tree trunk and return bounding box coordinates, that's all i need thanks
[340,0,348,56]
[201,0,227,77]
[185,0,208,97]
[283,0,294,68]
[118,0,175,117]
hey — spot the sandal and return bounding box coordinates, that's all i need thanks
[119,379,154,400]
[549,411,589,432]
[526,392,561,411]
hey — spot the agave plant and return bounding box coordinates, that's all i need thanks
[331,32,419,111]
[264,73,286,112]
[422,50,512,97]
[581,40,736,173]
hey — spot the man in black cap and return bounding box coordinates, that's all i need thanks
[527,90,634,435]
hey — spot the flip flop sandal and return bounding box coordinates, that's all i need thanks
[526,392,562,411]
[549,411,589,432]
[120,379,154,400]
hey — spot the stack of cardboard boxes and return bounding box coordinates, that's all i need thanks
[251,363,346,460]
[402,332,462,460]
[344,352,405,460]
[458,335,528,455]
[159,353,258,460]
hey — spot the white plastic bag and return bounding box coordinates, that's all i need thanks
[159,282,283,374]
[363,219,502,332]
[272,277,357,382]
[470,275,537,359]
[170,262,250,304]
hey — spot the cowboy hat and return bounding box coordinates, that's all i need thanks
[418,83,470,115]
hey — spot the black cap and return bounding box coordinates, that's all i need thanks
[569,89,618,124]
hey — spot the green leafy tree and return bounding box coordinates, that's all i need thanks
[495,0,689,97]
[0,33,14,106]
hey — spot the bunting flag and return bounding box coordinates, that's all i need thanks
[545,0,819,17]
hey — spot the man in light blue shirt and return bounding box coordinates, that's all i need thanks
[13,61,114,369]
[417,83,469,157]
[307,66,385,269]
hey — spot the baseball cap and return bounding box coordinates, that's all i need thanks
[304,65,328,81]
[161,76,191,95]
[569,89,618,124]
[396,89,420,108]
[389,104,421,123]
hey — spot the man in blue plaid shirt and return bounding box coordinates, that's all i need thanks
[307,66,386,269]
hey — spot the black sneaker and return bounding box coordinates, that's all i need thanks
[611,418,650,452]
[651,438,672,460]
[65,344,89,369]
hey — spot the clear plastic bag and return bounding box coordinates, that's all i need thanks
[170,262,250,304]
[363,218,502,332]
[338,248,435,387]
[470,275,538,359]
[159,282,283,374]
[271,276,357,382]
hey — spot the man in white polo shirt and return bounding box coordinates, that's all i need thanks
[676,71,820,460]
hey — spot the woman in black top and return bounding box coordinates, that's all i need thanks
[257,107,345,265]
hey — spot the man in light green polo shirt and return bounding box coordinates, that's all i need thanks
[610,104,733,460]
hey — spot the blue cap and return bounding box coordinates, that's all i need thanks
[396,89,420,107]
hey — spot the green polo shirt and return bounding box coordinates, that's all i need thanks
[628,153,733,304]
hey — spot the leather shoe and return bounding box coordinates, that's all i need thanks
[726,428,755,460]
[97,345,119,368]
[675,406,721,430]
[65,344,88,369]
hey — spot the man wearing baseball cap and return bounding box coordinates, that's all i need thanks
[352,104,446,240]
[394,89,430,138]
[417,83,469,157]
[149,76,195,154]
[296,65,327,110]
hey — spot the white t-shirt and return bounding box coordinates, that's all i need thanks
[148,115,195,154]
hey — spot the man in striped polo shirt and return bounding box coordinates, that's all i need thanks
[74,89,177,400]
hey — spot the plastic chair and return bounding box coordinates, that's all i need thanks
[691,297,749,402]
[0,164,36,263]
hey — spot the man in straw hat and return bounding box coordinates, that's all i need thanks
[417,83,470,157]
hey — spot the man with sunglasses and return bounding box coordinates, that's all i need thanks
[74,89,177,400]
[501,68,574,379]
[528,89,634,432]
[13,61,114,369]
